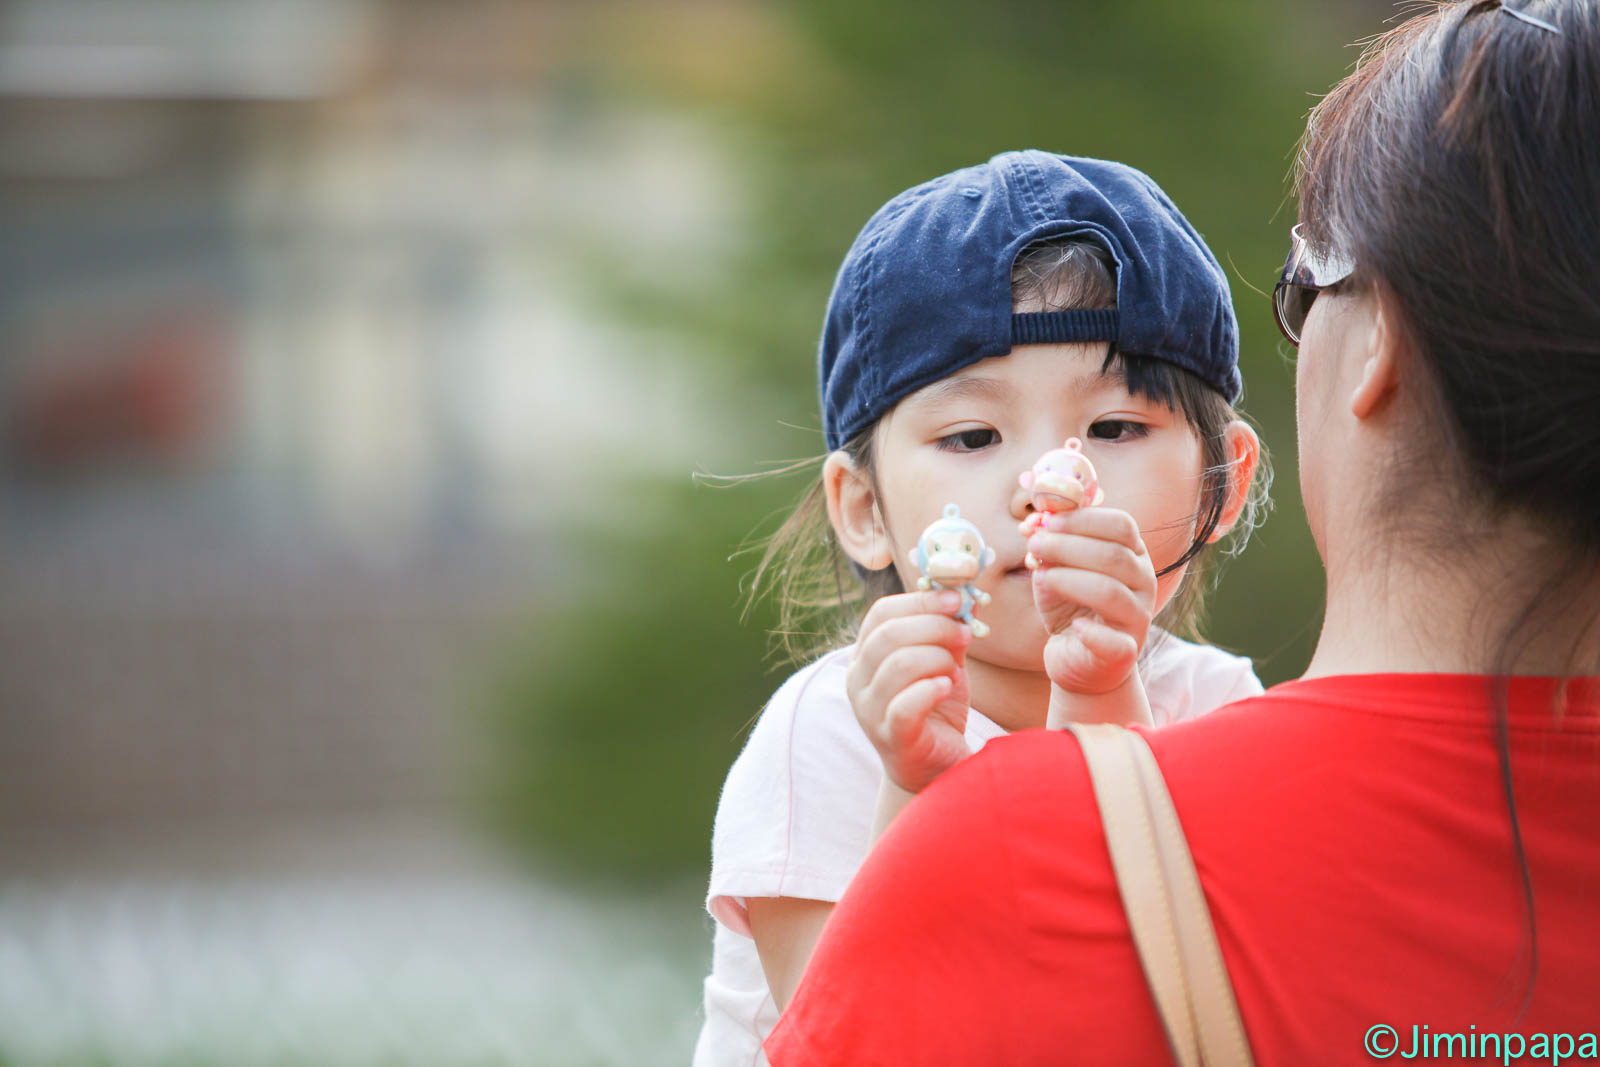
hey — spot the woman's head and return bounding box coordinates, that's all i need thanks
[751,152,1270,665]
[1290,5,1600,1009]
[1291,0,1600,565]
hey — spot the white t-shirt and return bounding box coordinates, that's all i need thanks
[692,631,1262,1067]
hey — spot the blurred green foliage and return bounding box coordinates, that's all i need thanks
[489,0,1376,880]
[487,475,797,881]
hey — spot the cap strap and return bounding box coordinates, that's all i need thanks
[1011,309,1120,345]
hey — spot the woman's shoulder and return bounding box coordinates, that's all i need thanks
[1142,629,1264,724]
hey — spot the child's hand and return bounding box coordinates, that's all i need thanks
[846,590,974,794]
[1023,507,1156,696]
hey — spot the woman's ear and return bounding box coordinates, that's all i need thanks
[823,450,893,570]
[1207,420,1262,543]
[1350,291,1401,421]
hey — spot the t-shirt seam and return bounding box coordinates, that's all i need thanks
[744,993,772,1067]
[713,861,856,888]
[776,649,851,898]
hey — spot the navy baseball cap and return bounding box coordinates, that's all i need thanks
[819,150,1241,451]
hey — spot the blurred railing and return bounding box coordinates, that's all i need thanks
[0,867,707,1067]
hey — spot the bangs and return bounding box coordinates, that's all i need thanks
[1100,350,1222,417]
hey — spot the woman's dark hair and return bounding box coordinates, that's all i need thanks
[741,237,1269,666]
[1296,0,1600,1019]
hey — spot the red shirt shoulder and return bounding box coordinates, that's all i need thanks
[768,675,1600,1066]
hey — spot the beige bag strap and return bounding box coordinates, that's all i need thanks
[1064,723,1255,1067]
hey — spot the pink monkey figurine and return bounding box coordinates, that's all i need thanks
[1019,437,1103,569]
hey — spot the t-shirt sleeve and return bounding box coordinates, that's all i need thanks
[765,731,1169,1066]
[706,652,883,936]
[763,747,1024,1066]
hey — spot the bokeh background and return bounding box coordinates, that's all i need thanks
[0,1,1390,1064]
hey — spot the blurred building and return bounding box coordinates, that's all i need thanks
[0,0,747,857]
[0,2,740,1062]
[0,1,1395,1062]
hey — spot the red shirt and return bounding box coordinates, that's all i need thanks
[766,674,1600,1065]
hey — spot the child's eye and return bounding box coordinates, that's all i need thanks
[1087,420,1148,442]
[937,428,999,452]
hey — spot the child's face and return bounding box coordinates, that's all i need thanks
[871,342,1206,672]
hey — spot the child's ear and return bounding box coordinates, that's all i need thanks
[823,450,894,570]
[1207,421,1262,543]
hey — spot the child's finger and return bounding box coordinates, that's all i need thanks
[856,590,964,648]
[1033,565,1150,634]
[880,675,954,750]
[1025,531,1153,591]
[1031,506,1147,554]
[1066,617,1140,668]
[855,613,970,678]
[863,644,962,714]
[848,607,968,705]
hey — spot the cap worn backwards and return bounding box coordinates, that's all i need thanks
[818,150,1240,451]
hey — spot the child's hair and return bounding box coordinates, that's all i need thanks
[746,236,1271,665]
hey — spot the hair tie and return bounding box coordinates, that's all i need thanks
[1500,5,1563,34]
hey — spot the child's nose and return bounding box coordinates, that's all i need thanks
[1009,477,1034,522]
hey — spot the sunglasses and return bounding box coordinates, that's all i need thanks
[1273,224,1356,345]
